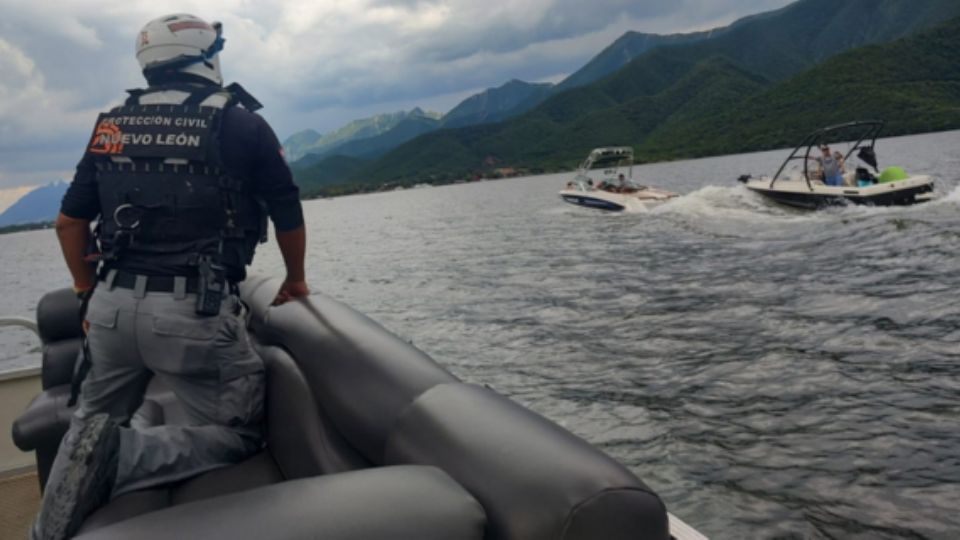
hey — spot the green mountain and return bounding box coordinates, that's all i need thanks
[283,109,440,163]
[464,0,960,124]
[635,16,960,160]
[289,81,554,164]
[294,155,370,198]
[289,0,960,195]
[313,108,442,161]
[281,129,322,162]
[553,26,743,94]
[418,9,759,130]
[344,54,770,187]
[441,80,555,128]
[466,7,779,122]
[660,0,960,83]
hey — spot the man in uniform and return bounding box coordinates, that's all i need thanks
[33,13,309,539]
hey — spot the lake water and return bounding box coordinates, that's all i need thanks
[2,130,959,539]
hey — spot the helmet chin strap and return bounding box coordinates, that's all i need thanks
[203,23,225,60]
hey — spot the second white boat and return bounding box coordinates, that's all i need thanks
[559,147,678,212]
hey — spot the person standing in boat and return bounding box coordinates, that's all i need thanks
[815,144,844,186]
[833,150,849,186]
[33,13,309,539]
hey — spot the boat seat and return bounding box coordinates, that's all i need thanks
[78,451,284,533]
[10,287,195,488]
[12,277,671,540]
[11,384,74,487]
[14,288,485,539]
[76,466,485,540]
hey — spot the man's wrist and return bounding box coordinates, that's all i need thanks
[73,285,94,300]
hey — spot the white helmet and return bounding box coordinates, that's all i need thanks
[136,14,225,85]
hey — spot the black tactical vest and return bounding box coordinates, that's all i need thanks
[84,85,264,278]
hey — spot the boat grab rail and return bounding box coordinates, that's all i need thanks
[0,317,39,337]
[0,317,42,381]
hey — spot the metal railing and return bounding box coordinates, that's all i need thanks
[0,317,38,335]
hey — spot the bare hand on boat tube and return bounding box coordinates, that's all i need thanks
[274,279,310,305]
[273,225,310,305]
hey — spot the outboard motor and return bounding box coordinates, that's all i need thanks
[737,174,752,183]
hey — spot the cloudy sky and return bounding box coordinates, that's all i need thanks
[0,0,795,192]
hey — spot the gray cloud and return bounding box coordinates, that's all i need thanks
[0,0,796,190]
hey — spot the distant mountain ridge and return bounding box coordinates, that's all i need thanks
[553,2,797,95]
[283,2,799,170]
[290,0,960,194]
[441,80,555,129]
[327,112,442,159]
[283,108,441,162]
[291,0,960,193]
[633,15,960,160]
[290,108,443,169]
[0,186,37,215]
[555,31,726,94]
[517,0,956,119]
[0,181,67,227]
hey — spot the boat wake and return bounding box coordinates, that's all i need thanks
[655,181,960,224]
[652,184,817,223]
[934,183,960,204]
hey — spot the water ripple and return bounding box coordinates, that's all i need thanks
[3,130,959,539]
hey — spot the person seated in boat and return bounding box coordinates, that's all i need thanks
[597,175,624,193]
[619,174,644,193]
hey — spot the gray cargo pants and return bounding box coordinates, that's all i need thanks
[47,281,264,498]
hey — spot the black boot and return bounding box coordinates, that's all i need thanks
[32,413,120,540]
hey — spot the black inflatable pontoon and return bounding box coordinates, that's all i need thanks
[12,275,671,539]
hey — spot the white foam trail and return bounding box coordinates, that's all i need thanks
[935,184,960,204]
[651,184,822,224]
[621,203,653,214]
[651,180,960,224]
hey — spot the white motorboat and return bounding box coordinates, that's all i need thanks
[738,121,934,209]
[559,147,678,211]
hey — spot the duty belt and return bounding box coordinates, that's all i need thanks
[105,270,201,294]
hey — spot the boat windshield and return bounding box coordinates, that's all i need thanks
[572,147,636,189]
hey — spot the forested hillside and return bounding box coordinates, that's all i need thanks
[635,16,960,160]
[293,2,960,196]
